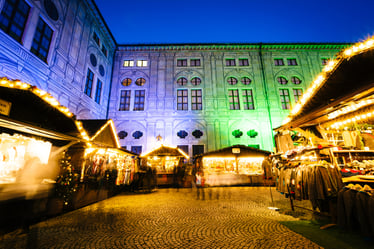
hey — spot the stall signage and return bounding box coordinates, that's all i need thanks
[232,148,240,154]
[0,99,11,116]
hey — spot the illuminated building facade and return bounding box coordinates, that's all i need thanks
[0,0,349,158]
[109,44,349,156]
[0,0,116,119]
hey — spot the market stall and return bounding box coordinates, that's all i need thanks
[67,119,138,208]
[194,145,271,186]
[0,78,89,229]
[140,144,189,187]
[0,78,86,198]
[274,37,374,234]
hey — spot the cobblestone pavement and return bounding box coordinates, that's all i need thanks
[0,187,322,249]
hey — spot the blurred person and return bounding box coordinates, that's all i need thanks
[196,171,205,200]
[207,174,220,200]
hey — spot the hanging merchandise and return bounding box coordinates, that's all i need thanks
[0,133,52,184]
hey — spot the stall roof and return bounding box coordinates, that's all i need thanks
[79,119,120,148]
[0,79,84,141]
[140,144,189,158]
[278,38,374,130]
[196,145,271,158]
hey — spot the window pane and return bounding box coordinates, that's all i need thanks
[177,77,187,86]
[119,90,131,111]
[291,76,301,84]
[177,59,187,67]
[177,89,188,110]
[227,77,238,85]
[135,78,146,86]
[287,58,298,66]
[279,89,290,110]
[191,59,201,66]
[134,90,145,111]
[293,88,303,102]
[0,0,30,42]
[95,79,102,104]
[191,77,201,86]
[277,77,288,85]
[239,58,249,66]
[191,89,202,110]
[241,77,251,85]
[274,59,284,66]
[225,59,235,66]
[123,60,134,67]
[228,89,240,110]
[242,89,254,110]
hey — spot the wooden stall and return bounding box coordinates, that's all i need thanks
[140,144,189,187]
[274,38,374,233]
[195,145,271,186]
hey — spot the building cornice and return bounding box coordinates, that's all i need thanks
[86,0,117,47]
[117,43,352,52]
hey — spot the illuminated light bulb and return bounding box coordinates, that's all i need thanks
[359,43,365,50]
[323,60,336,72]
[366,40,374,47]
[314,75,325,86]
[352,46,358,52]
[344,49,352,56]
[368,113,372,117]
[282,117,291,125]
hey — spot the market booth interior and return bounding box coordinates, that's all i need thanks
[140,144,189,188]
[0,79,139,233]
[274,38,374,237]
[194,145,272,187]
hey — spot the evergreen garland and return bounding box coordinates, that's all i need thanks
[55,151,78,208]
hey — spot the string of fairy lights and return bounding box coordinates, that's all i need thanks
[0,77,121,146]
[283,36,374,131]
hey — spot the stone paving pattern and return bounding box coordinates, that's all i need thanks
[0,187,322,249]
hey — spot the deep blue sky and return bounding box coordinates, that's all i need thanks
[95,0,374,45]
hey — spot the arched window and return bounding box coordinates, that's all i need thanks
[291,76,302,85]
[277,76,288,85]
[177,77,188,86]
[227,77,238,85]
[121,78,132,86]
[135,78,146,86]
[191,77,201,86]
[241,77,252,85]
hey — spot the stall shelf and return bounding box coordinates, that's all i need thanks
[274,38,374,234]
[140,144,189,187]
[194,145,271,186]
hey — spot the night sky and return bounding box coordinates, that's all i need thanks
[95,0,374,45]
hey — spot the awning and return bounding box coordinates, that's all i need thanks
[0,79,85,142]
[141,144,189,159]
[0,116,82,141]
[196,145,271,158]
[278,38,374,131]
[78,119,120,148]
